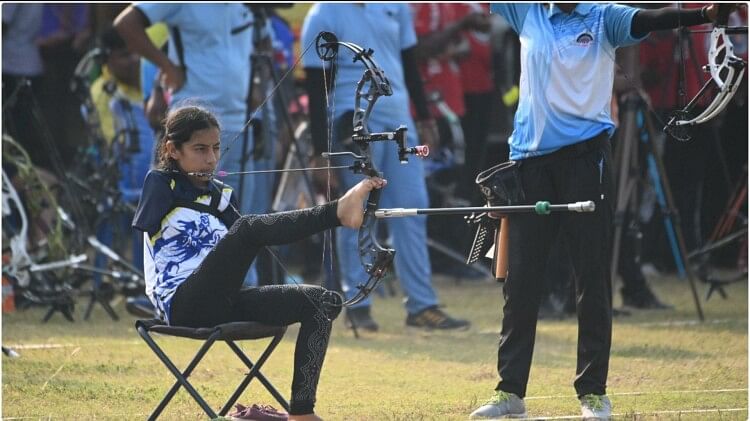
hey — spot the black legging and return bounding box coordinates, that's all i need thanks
[170,201,343,415]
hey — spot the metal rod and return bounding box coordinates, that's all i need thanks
[225,165,351,174]
[188,165,352,178]
[375,201,595,218]
[689,26,748,34]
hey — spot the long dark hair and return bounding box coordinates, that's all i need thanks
[156,105,221,170]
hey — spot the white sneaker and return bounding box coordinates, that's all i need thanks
[469,390,527,419]
[580,394,612,420]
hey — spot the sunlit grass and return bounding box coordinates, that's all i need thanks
[2,275,747,419]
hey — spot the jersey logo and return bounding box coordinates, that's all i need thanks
[576,32,594,46]
[154,214,222,275]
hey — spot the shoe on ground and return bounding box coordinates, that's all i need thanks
[406,306,470,330]
[345,306,379,332]
[228,403,288,420]
[580,394,612,420]
[621,286,673,310]
[469,390,527,419]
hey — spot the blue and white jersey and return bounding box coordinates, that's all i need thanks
[132,170,239,322]
[491,3,645,160]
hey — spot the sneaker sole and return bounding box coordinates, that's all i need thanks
[469,412,527,419]
[405,324,471,332]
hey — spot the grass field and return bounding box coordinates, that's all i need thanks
[2,274,747,420]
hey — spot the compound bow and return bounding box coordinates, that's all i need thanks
[199,31,428,313]
[665,4,747,141]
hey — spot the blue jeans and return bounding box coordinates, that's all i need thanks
[332,114,438,314]
[94,210,143,284]
[219,129,258,286]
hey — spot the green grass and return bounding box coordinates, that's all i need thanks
[2,275,747,420]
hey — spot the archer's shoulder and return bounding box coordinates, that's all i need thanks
[144,169,176,190]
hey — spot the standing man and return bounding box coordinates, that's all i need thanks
[470,3,722,419]
[115,4,269,285]
[302,3,470,332]
[2,4,46,168]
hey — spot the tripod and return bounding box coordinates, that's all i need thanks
[688,166,748,299]
[611,92,704,320]
[240,6,342,295]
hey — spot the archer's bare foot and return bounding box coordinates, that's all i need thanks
[288,414,324,421]
[337,177,387,229]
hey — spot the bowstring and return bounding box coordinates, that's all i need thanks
[321,45,339,300]
[215,36,318,170]
[677,2,688,111]
[210,177,340,321]
[207,35,344,321]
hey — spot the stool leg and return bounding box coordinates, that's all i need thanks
[220,334,289,415]
[138,326,219,420]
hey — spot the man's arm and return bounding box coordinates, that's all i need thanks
[414,11,490,60]
[401,46,430,121]
[631,5,715,38]
[402,46,438,150]
[113,6,183,92]
[304,66,331,156]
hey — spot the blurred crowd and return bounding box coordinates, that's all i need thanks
[2,3,747,319]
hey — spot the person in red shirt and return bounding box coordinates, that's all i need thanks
[411,4,472,119]
[410,3,491,167]
[410,3,492,276]
[454,3,496,205]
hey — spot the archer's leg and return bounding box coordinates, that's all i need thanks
[171,179,383,326]
[496,162,559,398]
[559,143,614,398]
[171,202,341,327]
[230,285,342,416]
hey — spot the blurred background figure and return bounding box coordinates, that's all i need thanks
[115,3,279,287]
[2,4,47,168]
[36,4,91,167]
[409,3,494,279]
[302,3,470,332]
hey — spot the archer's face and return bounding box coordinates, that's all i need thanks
[168,127,221,187]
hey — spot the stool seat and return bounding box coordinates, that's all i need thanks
[137,318,287,341]
[136,318,289,420]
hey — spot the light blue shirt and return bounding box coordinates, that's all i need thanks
[491,3,645,160]
[2,3,43,76]
[301,3,417,122]
[136,3,256,132]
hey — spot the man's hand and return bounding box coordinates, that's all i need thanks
[145,79,168,131]
[462,12,492,33]
[160,62,185,93]
[416,118,440,153]
[704,4,743,23]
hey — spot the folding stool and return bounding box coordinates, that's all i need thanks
[136,318,289,420]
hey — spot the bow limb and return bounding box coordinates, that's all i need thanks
[665,4,747,139]
[316,32,403,307]
[342,188,395,307]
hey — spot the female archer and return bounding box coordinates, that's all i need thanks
[132,104,386,421]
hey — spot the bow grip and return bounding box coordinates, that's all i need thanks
[365,188,382,213]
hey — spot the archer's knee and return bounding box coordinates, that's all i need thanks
[300,285,342,321]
